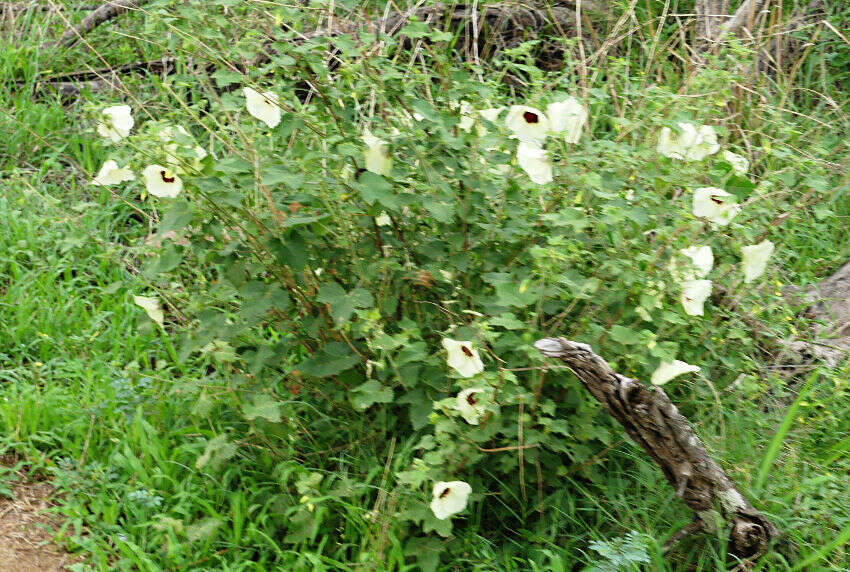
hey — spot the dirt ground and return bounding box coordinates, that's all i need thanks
[0,463,77,572]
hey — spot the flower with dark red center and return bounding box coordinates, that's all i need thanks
[456,387,487,424]
[442,339,484,378]
[142,164,183,198]
[430,481,472,520]
[505,105,549,143]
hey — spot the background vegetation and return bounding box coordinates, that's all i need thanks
[0,0,848,570]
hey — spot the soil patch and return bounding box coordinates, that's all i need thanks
[0,459,78,572]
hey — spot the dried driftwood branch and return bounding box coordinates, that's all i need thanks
[535,337,778,559]
[50,0,147,48]
[716,0,768,40]
[1,2,98,12]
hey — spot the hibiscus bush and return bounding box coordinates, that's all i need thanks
[82,14,836,564]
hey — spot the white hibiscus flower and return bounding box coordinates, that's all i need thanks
[479,107,504,123]
[547,96,587,144]
[723,150,749,175]
[657,122,719,161]
[651,360,700,385]
[680,245,713,279]
[142,165,183,198]
[680,279,712,316]
[96,105,133,142]
[455,388,487,425]
[692,187,741,226]
[741,240,774,283]
[505,105,549,144]
[442,338,484,378]
[363,128,392,176]
[516,142,553,185]
[243,87,281,128]
[430,481,472,520]
[91,160,135,186]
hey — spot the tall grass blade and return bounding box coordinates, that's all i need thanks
[754,369,818,492]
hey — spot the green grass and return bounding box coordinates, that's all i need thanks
[1,1,849,570]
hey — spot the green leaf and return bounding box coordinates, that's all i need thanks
[350,379,394,410]
[211,69,244,87]
[542,208,590,232]
[609,325,641,345]
[243,394,283,423]
[494,281,540,308]
[214,157,253,174]
[399,20,430,38]
[261,164,305,190]
[357,172,400,209]
[316,282,374,326]
[298,343,360,377]
[489,312,525,330]
[284,509,316,544]
[422,510,453,537]
[424,201,454,222]
[239,281,290,324]
[158,199,194,233]
[404,537,445,572]
[143,243,182,277]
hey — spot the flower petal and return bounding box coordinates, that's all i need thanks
[243,87,281,128]
[97,105,133,142]
[516,142,553,185]
[133,295,164,326]
[430,481,472,520]
[722,150,749,175]
[692,187,740,226]
[680,245,713,278]
[680,279,712,316]
[546,96,587,143]
[363,128,392,176]
[651,360,700,385]
[92,160,135,186]
[456,388,486,425]
[741,240,774,283]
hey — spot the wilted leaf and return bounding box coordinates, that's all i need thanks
[243,394,283,423]
[196,435,237,471]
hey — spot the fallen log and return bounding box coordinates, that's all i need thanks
[49,0,147,49]
[784,259,850,367]
[35,1,601,97]
[534,337,778,560]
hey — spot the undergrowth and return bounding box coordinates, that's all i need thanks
[0,1,848,570]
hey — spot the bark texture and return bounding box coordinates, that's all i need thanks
[785,260,850,367]
[51,0,144,48]
[535,337,778,559]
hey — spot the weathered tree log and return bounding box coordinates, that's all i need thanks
[784,259,850,367]
[534,337,778,559]
[50,0,146,49]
